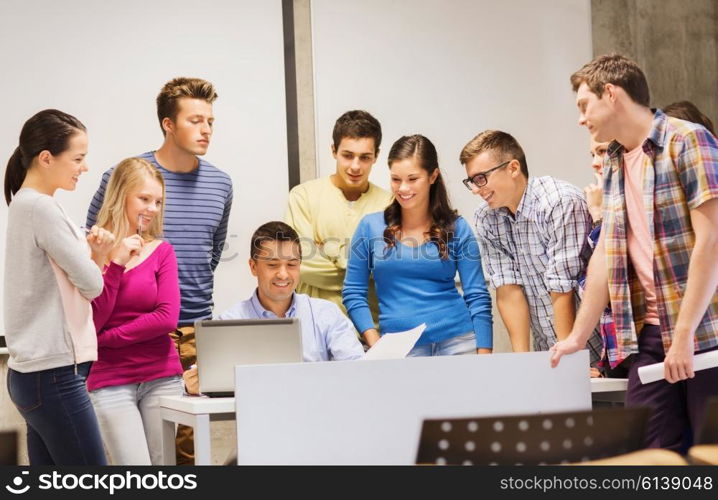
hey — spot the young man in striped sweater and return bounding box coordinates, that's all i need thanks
[86,77,233,464]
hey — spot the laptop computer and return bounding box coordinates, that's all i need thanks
[195,318,303,397]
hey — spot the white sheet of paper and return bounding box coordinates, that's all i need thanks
[638,350,718,384]
[361,324,426,360]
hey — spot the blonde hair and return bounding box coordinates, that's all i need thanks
[96,157,165,244]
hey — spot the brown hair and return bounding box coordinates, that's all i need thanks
[570,54,650,107]
[156,77,218,135]
[4,109,86,205]
[384,135,457,260]
[663,100,715,136]
[96,157,165,243]
[250,221,301,260]
[459,130,528,178]
[332,110,382,154]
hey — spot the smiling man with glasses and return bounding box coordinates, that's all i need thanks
[460,130,602,370]
[461,159,511,191]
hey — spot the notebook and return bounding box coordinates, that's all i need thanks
[195,318,303,397]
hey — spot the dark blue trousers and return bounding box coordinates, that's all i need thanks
[626,325,718,452]
[7,361,106,465]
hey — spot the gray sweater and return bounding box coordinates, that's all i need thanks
[3,188,103,372]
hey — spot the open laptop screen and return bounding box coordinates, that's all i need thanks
[195,318,303,397]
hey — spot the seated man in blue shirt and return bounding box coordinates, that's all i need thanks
[185,221,363,392]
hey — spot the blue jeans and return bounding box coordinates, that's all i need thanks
[407,332,476,357]
[90,375,183,465]
[7,362,107,465]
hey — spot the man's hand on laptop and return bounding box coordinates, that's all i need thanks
[183,365,200,395]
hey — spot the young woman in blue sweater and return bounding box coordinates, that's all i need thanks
[343,134,493,355]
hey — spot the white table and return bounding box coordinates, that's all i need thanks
[160,395,235,465]
[590,377,628,404]
[159,378,630,465]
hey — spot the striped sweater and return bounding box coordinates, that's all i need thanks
[86,152,233,324]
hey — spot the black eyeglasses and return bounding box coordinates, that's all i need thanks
[462,160,512,190]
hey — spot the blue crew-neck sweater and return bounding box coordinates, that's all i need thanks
[342,212,493,348]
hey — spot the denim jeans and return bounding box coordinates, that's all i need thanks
[7,362,107,465]
[90,375,183,465]
[407,332,477,357]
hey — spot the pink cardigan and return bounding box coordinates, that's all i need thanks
[87,241,182,391]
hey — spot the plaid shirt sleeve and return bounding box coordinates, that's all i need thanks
[543,193,592,293]
[474,209,522,289]
[675,127,718,209]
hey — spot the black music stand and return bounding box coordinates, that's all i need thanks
[416,407,651,465]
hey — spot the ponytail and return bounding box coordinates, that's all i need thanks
[4,109,86,205]
[4,147,27,205]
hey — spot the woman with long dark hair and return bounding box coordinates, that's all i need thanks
[343,134,493,355]
[4,109,114,464]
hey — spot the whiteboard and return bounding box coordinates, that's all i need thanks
[0,0,288,335]
[235,351,591,465]
[312,0,593,224]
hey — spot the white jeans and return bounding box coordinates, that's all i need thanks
[90,375,183,465]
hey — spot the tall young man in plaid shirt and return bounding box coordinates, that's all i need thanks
[462,131,602,368]
[551,54,718,450]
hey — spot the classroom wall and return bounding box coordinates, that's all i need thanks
[592,0,718,125]
[294,0,717,354]
[0,0,289,335]
[0,0,289,464]
[308,0,593,354]
[293,0,718,188]
[310,0,594,215]
[293,0,318,183]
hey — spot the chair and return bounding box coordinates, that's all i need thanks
[577,449,687,465]
[0,430,18,465]
[694,396,718,445]
[687,397,718,465]
[415,407,651,465]
[687,445,718,465]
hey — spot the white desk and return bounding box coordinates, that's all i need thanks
[159,378,629,465]
[590,377,628,404]
[159,395,235,465]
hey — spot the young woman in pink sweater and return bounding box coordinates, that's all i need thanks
[87,157,182,465]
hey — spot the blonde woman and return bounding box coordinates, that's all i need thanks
[87,157,182,465]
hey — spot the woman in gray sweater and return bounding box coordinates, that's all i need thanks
[4,109,115,465]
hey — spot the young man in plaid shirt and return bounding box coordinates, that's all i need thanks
[551,54,718,450]
[462,130,602,368]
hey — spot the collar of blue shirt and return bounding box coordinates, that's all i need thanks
[248,289,299,319]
